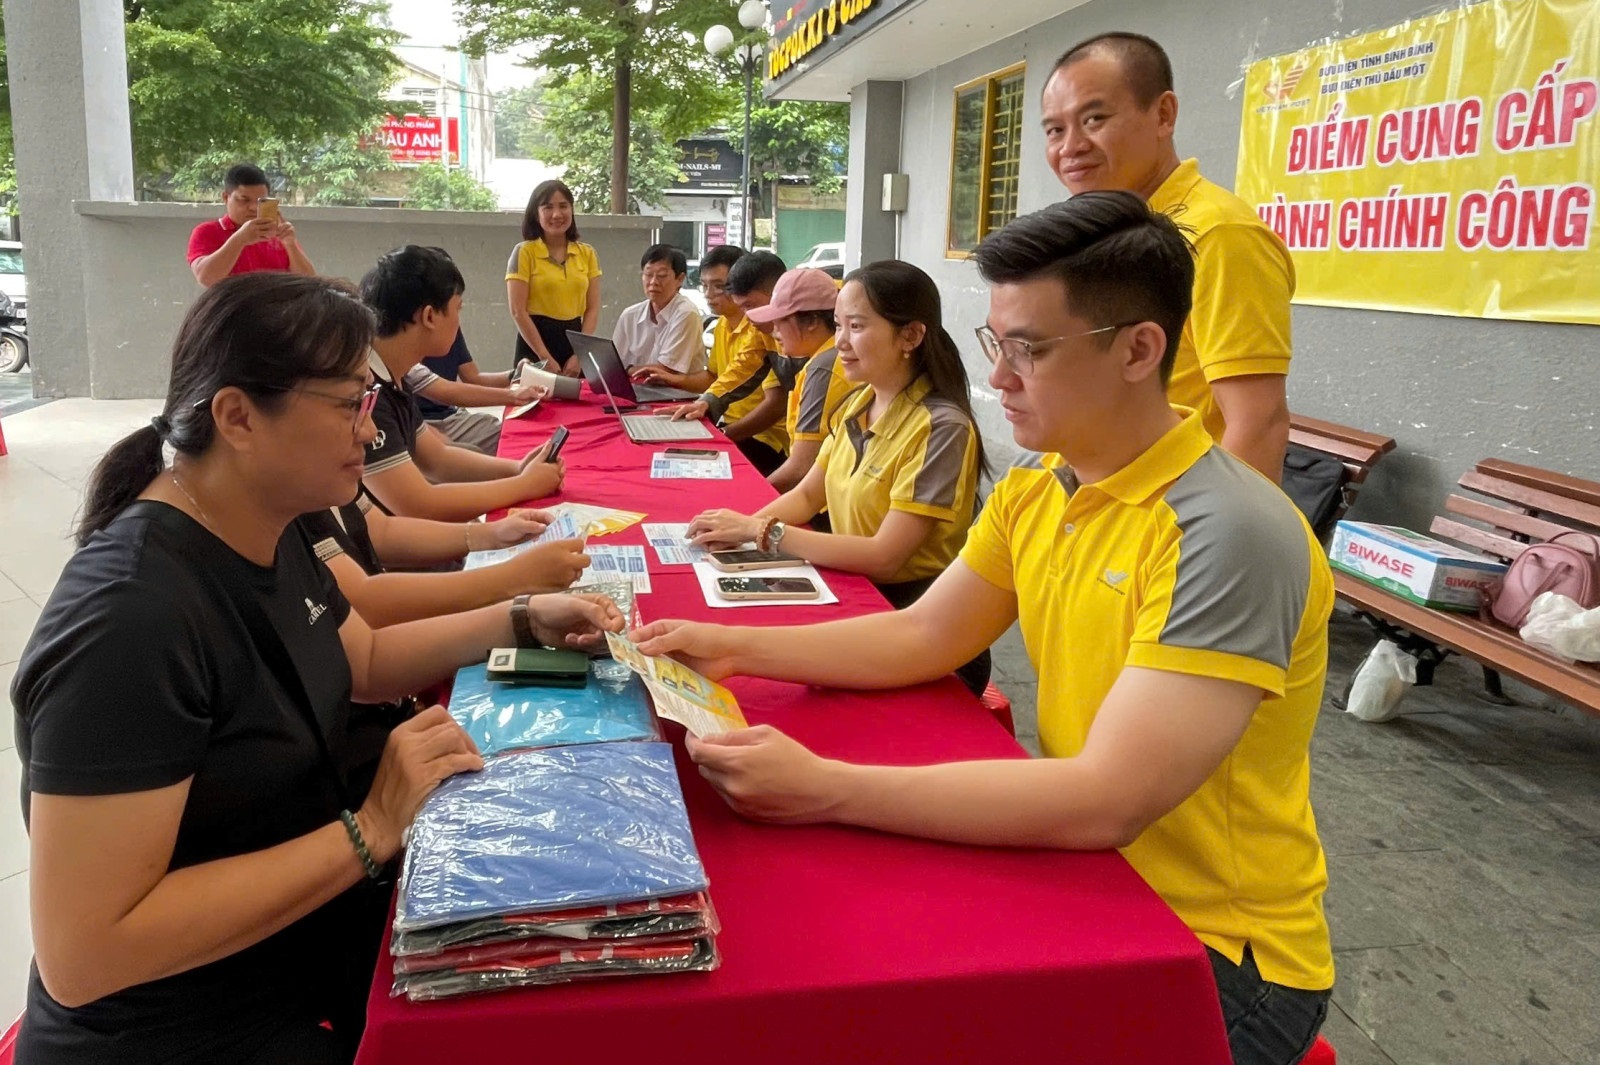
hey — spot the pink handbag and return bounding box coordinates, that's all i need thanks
[1485,531,1600,629]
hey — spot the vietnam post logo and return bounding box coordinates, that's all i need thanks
[1264,57,1309,101]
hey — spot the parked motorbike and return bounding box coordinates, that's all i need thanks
[0,290,27,373]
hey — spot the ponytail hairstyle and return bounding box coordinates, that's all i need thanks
[77,273,377,546]
[843,259,991,477]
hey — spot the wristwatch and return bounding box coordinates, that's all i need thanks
[509,594,540,648]
[768,521,788,553]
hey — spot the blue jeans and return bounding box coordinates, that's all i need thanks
[1208,947,1331,1065]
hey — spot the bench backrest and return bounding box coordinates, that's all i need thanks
[1430,458,1600,563]
[1287,413,1397,525]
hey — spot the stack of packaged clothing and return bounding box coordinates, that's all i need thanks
[391,741,719,1000]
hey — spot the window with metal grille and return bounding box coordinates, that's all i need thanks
[947,64,1026,257]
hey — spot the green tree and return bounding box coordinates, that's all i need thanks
[0,29,14,198]
[539,71,688,213]
[494,80,555,161]
[457,0,736,212]
[168,132,397,205]
[406,163,499,211]
[743,99,848,207]
[123,0,399,181]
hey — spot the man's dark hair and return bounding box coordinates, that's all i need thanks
[1053,32,1174,107]
[699,244,747,273]
[724,250,787,297]
[224,163,270,194]
[973,191,1193,384]
[359,245,467,338]
[640,243,688,276]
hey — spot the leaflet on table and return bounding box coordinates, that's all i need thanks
[690,560,840,608]
[463,511,589,570]
[544,501,647,536]
[574,545,652,594]
[650,453,733,480]
[604,632,748,737]
[643,523,712,566]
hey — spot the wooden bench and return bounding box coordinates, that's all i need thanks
[1287,413,1396,533]
[1336,458,1600,717]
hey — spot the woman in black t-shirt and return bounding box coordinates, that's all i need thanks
[9,274,622,1065]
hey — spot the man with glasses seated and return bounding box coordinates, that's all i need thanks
[632,192,1336,1065]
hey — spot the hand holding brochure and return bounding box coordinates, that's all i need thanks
[605,632,748,737]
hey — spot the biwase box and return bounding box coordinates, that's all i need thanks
[1328,521,1507,612]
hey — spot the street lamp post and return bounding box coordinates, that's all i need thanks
[705,1,769,249]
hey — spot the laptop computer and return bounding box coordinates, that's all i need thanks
[567,331,702,404]
[583,352,713,444]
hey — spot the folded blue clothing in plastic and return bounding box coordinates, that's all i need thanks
[397,742,708,932]
[448,656,657,757]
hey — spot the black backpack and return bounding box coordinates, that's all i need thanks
[1280,443,1348,539]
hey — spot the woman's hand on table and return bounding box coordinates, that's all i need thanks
[559,358,584,378]
[356,705,484,863]
[688,509,759,549]
[486,510,550,546]
[686,725,847,825]
[630,619,740,681]
[669,399,710,422]
[507,538,589,591]
[529,592,626,650]
[519,438,562,471]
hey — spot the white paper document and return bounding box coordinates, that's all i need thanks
[575,545,653,594]
[650,452,733,480]
[642,523,711,566]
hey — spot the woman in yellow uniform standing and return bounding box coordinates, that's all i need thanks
[505,179,602,377]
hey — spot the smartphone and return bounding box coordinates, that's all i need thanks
[708,549,804,572]
[663,447,721,460]
[486,646,590,687]
[542,425,571,462]
[256,198,281,224]
[715,576,821,601]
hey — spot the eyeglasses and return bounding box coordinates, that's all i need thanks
[974,323,1138,378]
[190,382,380,436]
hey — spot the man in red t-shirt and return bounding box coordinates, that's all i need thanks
[186,163,316,287]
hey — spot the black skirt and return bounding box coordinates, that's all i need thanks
[517,314,584,368]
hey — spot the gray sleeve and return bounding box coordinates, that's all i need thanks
[907,402,974,513]
[404,365,440,394]
[1158,450,1311,670]
[794,351,840,436]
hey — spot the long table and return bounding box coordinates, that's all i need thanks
[356,393,1231,1064]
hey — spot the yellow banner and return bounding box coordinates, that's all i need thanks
[1235,0,1599,324]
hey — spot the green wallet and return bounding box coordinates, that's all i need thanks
[485,647,591,688]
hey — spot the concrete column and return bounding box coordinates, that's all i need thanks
[3,0,136,397]
[845,80,902,270]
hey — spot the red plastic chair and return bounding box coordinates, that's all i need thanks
[1303,1034,1338,1064]
[980,681,1015,736]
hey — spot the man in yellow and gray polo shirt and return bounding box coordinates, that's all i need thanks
[631,192,1335,1065]
[1041,31,1294,483]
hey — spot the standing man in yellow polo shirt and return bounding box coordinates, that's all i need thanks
[632,193,1334,1065]
[1041,32,1293,482]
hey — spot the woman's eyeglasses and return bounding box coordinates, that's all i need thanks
[190,382,381,436]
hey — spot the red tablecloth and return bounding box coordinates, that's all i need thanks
[356,394,1231,1065]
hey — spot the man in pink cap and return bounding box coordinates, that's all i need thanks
[745,267,851,492]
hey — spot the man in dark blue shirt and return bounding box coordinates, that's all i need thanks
[402,330,540,454]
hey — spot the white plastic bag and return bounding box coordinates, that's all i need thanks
[1519,592,1600,663]
[1345,639,1417,722]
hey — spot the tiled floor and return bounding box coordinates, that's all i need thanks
[3,396,1600,1063]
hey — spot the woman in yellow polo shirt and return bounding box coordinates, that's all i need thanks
[688,260,991,693]
[505,179,602,377]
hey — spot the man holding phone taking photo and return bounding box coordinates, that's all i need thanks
[187,163,316,287]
